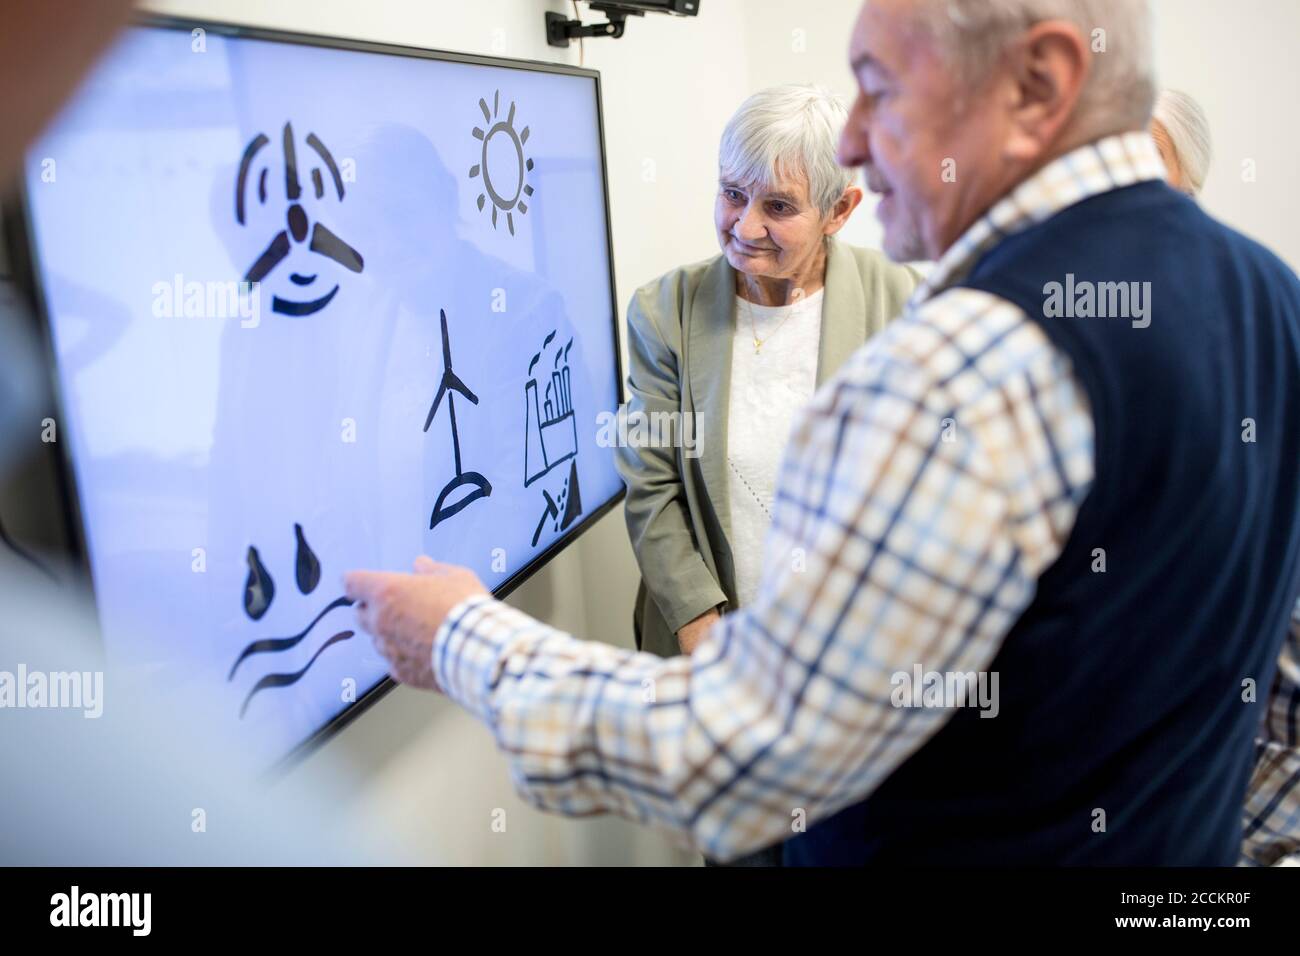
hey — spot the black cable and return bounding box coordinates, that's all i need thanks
[573,0,586,66]
[0,511,59,583]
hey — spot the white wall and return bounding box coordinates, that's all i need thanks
[12,0,1296,864]
[1151,0,1300,270]
[699,0,1300,271]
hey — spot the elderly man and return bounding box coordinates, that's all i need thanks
[349,0,1300,866]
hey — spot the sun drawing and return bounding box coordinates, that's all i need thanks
[470,90,535,236]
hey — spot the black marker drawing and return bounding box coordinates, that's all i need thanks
[237,629,354,719]
[524,333,577,485]
[469,90,535,236]
[559,460,583,528]
[524,332,583,546]
[236,123,364,316]
[294,521,321,593]
[531,489,559,547]
[243,545,274,621]
[231,524,354,718]
[230,595,352,678]
[425,309,492,531]
[530,460,583,547]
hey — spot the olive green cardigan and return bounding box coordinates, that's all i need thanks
[617,237,920,657]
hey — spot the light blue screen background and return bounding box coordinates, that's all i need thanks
[23,25,624,764]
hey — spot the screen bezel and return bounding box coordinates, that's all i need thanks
[7,13,626,769]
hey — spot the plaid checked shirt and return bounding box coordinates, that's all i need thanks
[433,132,1300,864]
[1247,602,1300,866]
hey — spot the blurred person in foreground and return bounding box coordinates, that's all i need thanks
[349,0,1300,866]
[0,0,398,865]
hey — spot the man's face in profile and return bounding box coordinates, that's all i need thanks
[838,0,1012,262]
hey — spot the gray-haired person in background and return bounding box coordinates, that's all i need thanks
[616,84,918,866]
[1150,88,1212,197]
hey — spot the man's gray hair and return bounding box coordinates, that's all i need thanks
[718,84,855,216]
[1153,89,1212,195]
[918,0,1156,131]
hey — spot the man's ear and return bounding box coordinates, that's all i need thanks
[1003,20,1092,163]
[824,185,865,235]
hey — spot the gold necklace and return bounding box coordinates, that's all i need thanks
[741,295,796,354]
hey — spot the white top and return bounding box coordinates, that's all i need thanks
[725,287,824,609]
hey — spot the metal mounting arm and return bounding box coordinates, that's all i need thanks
[545,7,633,48]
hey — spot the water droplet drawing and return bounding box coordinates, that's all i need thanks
[232,524,354,718]
[243,545,275,621]
[294,521,321,594]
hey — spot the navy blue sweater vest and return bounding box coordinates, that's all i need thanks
[785,181,1300,865]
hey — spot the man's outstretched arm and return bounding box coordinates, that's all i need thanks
[350,293,1094,860]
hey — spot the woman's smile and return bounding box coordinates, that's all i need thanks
[729,235,776,256]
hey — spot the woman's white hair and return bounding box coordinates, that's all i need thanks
[1153,89,1212,195]
[918,0,1157,132]
[718,84,855,217]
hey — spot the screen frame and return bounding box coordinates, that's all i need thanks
[6,12,627,769]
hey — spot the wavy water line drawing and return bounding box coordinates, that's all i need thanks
[238,629,355,718]
[228,594,354,680]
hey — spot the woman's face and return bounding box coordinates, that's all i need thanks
[715,169,833,280]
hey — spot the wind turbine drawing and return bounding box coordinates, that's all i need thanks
[424,309,492,530]
[236,122,364,317]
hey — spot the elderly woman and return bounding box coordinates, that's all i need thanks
[618,84,918,663]
[618,85,916,867]
[1151,89,1212,197]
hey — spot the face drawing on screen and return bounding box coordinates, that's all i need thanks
[236,122,365,316]
[425,309,493,530]
[469,90,535,236]
[230,523,355,719]
[525,332,583,546]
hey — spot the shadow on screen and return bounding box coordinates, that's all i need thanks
[195,123,569,750]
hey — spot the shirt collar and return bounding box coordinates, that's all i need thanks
[911,130,1168,304]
